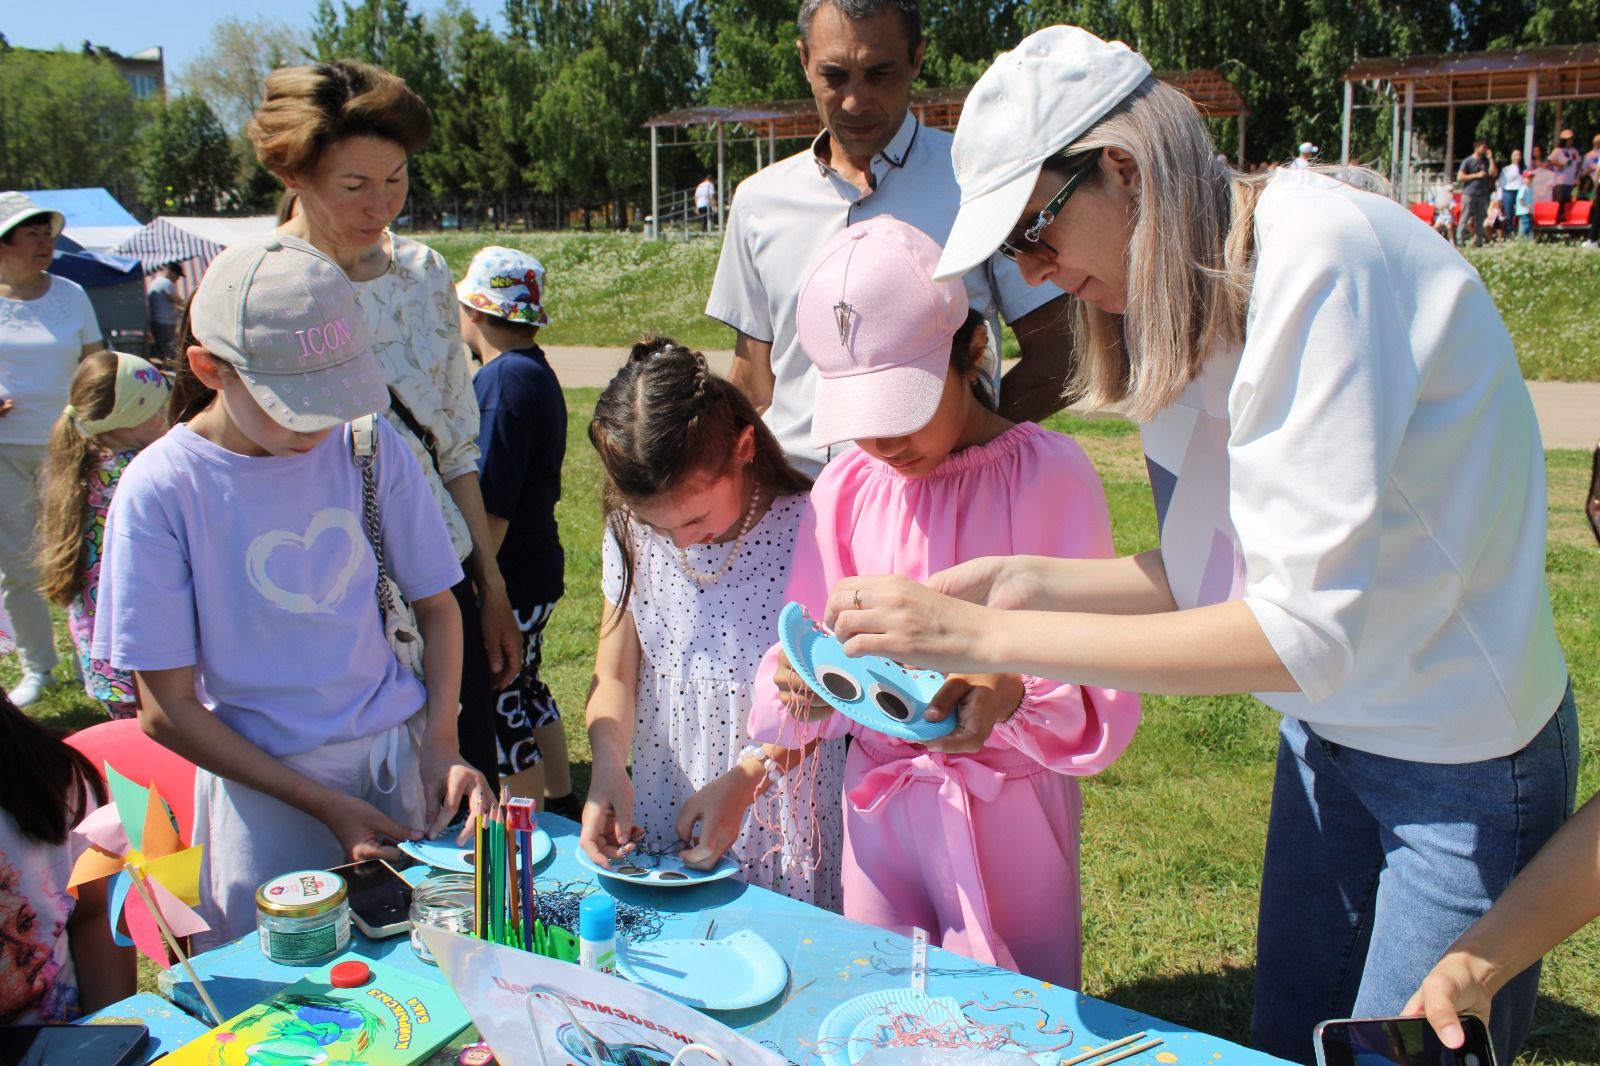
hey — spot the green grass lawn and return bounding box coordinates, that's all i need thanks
[7,396,1598,1060]
[419,231,1600,382]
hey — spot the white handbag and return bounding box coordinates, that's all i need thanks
[351,415,426,679]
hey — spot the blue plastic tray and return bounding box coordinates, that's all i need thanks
[777,601,954,743]
[617,929,788,1011]
[398,827,552,874]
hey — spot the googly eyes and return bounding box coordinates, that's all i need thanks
[614,865,648,876]
[869,684,912,722]
[817,666,862,702]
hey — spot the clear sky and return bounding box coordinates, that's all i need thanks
[4,1,503,82]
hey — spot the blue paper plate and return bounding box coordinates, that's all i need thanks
[778,601,953,743]
[616,930,788,1010]
[398,827,552,874]
[816,989,972,1066]
[574,845,739,887]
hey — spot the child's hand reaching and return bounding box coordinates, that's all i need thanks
[580,760,640,867]
[922,673,1025,754]
[773,649,833,720]
[419,746,496,843]
[322,792,421,862]
[677,761,764,870]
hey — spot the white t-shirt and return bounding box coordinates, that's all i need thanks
[0,789,98,1024]
[706,113,1062,476]
[1140,168,1564,762]
[694,180,715,209]
[92,419,463,758]
[0,275,102,445]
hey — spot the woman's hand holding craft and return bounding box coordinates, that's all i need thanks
[922,673,1025,754]
[321,792,419,863]
[580,761,640,867]
[773,649,833,721]
[676,763,762,870]
[420,747,494,843]
[827,575,989,675]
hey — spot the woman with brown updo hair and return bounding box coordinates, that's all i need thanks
[244,60,534,799]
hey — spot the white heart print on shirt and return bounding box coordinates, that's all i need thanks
[245,508,367,615]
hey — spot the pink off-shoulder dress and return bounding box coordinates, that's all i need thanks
[749,422,1141,987]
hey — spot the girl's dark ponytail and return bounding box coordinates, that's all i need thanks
[591,336,810,622]
[166,303,217,425]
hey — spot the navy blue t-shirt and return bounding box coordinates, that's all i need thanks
[473,345,566,609]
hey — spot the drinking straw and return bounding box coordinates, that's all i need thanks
[1059,1033,1152,1066]
[124,864,224,1026]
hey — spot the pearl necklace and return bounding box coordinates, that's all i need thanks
[675,485,761,587]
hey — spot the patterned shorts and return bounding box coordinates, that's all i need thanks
[494,601,563,777]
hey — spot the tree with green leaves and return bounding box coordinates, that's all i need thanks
[0,47,141,203]
[135,95,239,215]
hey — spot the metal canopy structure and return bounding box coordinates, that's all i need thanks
[644,71,1250,236]
[1339,43,1600,199]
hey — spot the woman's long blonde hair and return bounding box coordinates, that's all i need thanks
[1052,77,1385,421]
[37,352,120,605]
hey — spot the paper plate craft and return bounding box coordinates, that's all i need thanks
[616,929,788,1010]
[575,845,740,887]
[401,825,552,873]
[778,601,954,743]
[817,989,982,1066]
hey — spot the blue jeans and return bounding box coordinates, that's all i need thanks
[1251,683,1578,1065]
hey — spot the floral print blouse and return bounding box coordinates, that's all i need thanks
[69,449,139,715]
[354,233,481,561]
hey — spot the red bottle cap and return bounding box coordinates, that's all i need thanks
[459,1044,497,1065]
[329,960,371,987]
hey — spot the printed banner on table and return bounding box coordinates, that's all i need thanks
[421,927,785,1066]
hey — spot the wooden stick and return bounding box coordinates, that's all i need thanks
[124,864,224,1027]
[1061,1037,1163,1066]
[1059,1032,1149,1066]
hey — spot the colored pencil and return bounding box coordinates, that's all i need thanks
[519,827,535,952]
[473,814,486,939]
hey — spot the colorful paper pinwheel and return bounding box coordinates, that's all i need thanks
[69,763,222,1022]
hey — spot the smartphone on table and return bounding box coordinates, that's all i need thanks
[1314,1015,1497,1066]
[328,858,413,938]
[0,1023,148,1066]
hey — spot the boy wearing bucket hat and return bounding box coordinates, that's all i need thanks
[1,191,106,707]
[457,247,575,816]
[748,217,1138,987]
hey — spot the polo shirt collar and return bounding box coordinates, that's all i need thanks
[811,111,921,182]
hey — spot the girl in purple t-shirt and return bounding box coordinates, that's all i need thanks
[91,236,493,947]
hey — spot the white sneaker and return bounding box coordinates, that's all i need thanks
[1582,240,1599,250]
[6,671,57,708]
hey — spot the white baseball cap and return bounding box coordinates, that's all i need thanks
[189,234,389,431]
[934,26,1151,281]
[1299,142,1317,155]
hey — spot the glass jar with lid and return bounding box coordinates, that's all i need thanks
[256,869,351,965]
[409,872,475,964]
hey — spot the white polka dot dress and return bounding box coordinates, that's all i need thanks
[601,493,844,910]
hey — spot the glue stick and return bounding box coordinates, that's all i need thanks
[579,895,617,974]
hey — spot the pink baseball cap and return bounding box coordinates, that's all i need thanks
[797,218,969,448]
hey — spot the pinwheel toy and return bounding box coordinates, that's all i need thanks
[68,763,222,1024]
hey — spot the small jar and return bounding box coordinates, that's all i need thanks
[256,869,351,965]
[409,872,475,965]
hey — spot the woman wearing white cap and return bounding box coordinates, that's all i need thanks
[824,26,1574,1065]
[0,192,106,708]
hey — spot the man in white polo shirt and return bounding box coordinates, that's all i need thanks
[706,0,1073,476]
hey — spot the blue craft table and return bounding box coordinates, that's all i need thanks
[131,813,1287,1065]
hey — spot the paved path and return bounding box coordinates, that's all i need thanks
[545,347,1598,451]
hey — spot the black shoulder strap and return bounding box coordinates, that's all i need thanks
[385,386,443,475]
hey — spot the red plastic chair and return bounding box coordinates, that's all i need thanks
[1531,201,1562,227]
[1564,199,1592,227]
[1409,203,1436,225]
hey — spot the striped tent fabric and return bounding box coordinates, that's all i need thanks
[114,216,277,300]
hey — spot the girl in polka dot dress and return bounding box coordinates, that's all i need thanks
[580,337,845,909]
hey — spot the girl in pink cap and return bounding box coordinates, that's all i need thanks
[747,216,1140,986]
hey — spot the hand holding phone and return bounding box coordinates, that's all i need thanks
[1315,1015,1496,1066]
[328,859,413,939]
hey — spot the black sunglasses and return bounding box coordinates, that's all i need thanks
[998,148,1104,262]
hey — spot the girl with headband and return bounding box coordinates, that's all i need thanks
[37,352,169,716]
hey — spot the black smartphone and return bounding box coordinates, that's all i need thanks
[329,858,413,938]
[0,1023,148,1066]
[1314,1015,1497,1066]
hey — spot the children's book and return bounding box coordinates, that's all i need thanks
[162,955,470,1065]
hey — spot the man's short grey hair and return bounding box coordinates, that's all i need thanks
[797,0,922,53]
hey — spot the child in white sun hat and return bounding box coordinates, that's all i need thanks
[457,246,576,816]
[842,26,1572,1066]
[747,215,1138,987]
[92,234,494,947]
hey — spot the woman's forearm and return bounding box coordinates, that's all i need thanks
[984,599,1297,695]
[444,472,508,596]
[1018,550,1178,615]
[413,588,464,751]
